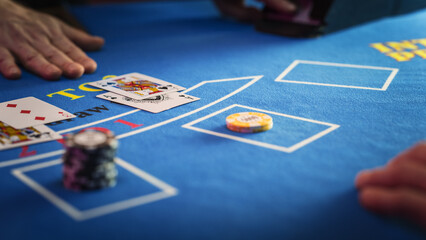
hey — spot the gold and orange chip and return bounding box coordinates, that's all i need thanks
[226,112,273,133]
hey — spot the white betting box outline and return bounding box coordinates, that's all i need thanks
[11,157,178,221]
[182,104,340,153]
[0,76,263,168]
[275,60,399,91]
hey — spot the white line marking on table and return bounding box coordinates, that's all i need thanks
[275,60,399,91]
[12,158,178,221]
[1,76,262,168]
[182,104,340,153]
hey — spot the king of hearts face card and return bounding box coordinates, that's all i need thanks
[89,73,186,100]
[0,121,62,151]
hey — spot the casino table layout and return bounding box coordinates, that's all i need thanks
[0,1,425,239]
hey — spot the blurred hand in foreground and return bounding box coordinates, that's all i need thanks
[356,142,426,229]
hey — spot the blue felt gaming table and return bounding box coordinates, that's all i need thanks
[0,1,425,239]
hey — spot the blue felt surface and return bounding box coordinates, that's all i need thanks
[0,1,425,239]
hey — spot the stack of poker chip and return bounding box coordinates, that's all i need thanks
[226,112,273,133]
[63,129,118,191]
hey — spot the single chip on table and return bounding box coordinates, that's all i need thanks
[226,112,273,133]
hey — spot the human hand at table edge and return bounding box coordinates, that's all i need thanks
[0,0,104,80]
[213,0,297,23]
[355,142,426,229]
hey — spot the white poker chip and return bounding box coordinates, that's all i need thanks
[73,130,108,148]
[67,129,117,150]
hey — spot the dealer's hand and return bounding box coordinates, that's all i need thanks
[213,0,297,23]
[356,142,426,229]
[0,0,104,80]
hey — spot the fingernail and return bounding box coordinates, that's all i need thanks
[46,65,61,80]
[67,63,84,79]
[82,59,97,73]
[7,67,21,79]
[357,170,371,179]
[94,36,105,45]
[284,2,297,12]
[355,171,371,187]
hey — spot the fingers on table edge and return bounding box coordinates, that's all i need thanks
[359,186,426,227]
[62,24,105,52]
[0,48,21,79]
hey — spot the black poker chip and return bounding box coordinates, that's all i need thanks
[62,129,118,191]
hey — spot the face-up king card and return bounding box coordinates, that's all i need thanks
[0,121,62,151]
[97,92,200,113]
[0,97,76,129]
[89,73,186,100]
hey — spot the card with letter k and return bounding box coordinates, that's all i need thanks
[0,97,76,129]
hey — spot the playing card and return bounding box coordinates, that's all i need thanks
[0,121,62,151]
[97,92,200,113]
[0,97,76,129]
[89,73,186,100]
